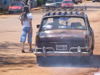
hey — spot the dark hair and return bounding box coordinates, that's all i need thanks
[22,5,30,21]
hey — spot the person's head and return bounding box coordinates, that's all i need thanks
[22,5,30,21]
[53,18,59,23]
[24,5,29,13]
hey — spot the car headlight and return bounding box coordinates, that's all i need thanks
[62,4,64,6]
[18,8,21,9]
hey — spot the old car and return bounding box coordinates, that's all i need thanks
[34,10,94,64]
[55,0,63,7]
[92,0,100,2]
[8,1,24,14]
[45,0,57,8]
[61,0,74,9]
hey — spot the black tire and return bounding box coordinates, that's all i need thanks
[0,8,3,11]
[91,44,94,51]
[80,1,82,3]
[9,11,13,14]
[37,56,47,64]
[75,2,78,4]
[9,11,11,14]
[91,44,94,55]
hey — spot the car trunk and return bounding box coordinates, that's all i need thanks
[37,29,87,51]
[39,29,86,41]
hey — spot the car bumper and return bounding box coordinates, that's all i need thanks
[9,9,22,12]
[34,46,92,57]
[62,6,74,8]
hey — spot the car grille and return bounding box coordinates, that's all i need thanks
[57,3,61,6]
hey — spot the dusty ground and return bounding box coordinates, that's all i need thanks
[0,2,100,75]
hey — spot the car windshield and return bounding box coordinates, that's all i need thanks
[41,17,86,30]
[46,1,54,3]
[11,3,22,6]
[63,1,72,3]
[55,0,63,2]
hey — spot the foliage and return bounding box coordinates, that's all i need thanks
[37,0,42,6]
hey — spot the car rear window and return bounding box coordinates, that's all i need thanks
[41,17,86,30]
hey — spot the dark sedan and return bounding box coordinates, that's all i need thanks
[34,11,94,64]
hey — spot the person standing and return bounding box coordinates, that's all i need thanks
[20,5,33,53]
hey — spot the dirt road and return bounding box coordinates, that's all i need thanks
[0,2,100,75]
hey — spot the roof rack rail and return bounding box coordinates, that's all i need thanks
[42,6,87,12]
[44,11,86,17]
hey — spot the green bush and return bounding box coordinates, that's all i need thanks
[37,0,42,6]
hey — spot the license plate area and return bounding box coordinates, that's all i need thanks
[56,45,67,50]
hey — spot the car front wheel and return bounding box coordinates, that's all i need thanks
[80,1,82,3]
[9,11,13,14]
[75,2,78,4]
[9,11,11,14]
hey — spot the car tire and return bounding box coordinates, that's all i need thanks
[75,2,78,4]
[37,56,47,65]
[80,1,82,3]
[90,50,93,55]
[90,44,94,55]
[9,11,11,14]
[91,44,94,51]
[0,8,3,11]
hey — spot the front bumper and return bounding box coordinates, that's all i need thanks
[62,6,74,8]
[34,46,92,57]
[9,9,22,12]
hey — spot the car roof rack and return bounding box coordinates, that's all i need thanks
[42,5,87,12]
[44,10,86,18]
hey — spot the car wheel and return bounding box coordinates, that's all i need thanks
[80,1,82,3]
[75,2,78,4]
[0,8,3,11]
[91,44,94,51]
[37,56,47,65]
[90,44,94,55]
[9,11,11,14]
[90,50,93,55]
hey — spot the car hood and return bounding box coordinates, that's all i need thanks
[9,6,22,9]
[62,3,72,6]
[39,29,87,42]
[45,3,56,5]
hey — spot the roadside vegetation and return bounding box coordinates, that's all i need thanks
[0,11,8,15]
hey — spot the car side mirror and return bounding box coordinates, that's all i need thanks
[37,25,40,28]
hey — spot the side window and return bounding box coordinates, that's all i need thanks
[86,17,93,35]
[86,17,90,28]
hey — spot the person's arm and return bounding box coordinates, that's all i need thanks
[20,19,23,26]
[28,19,32,34]
[20,14,23,26]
